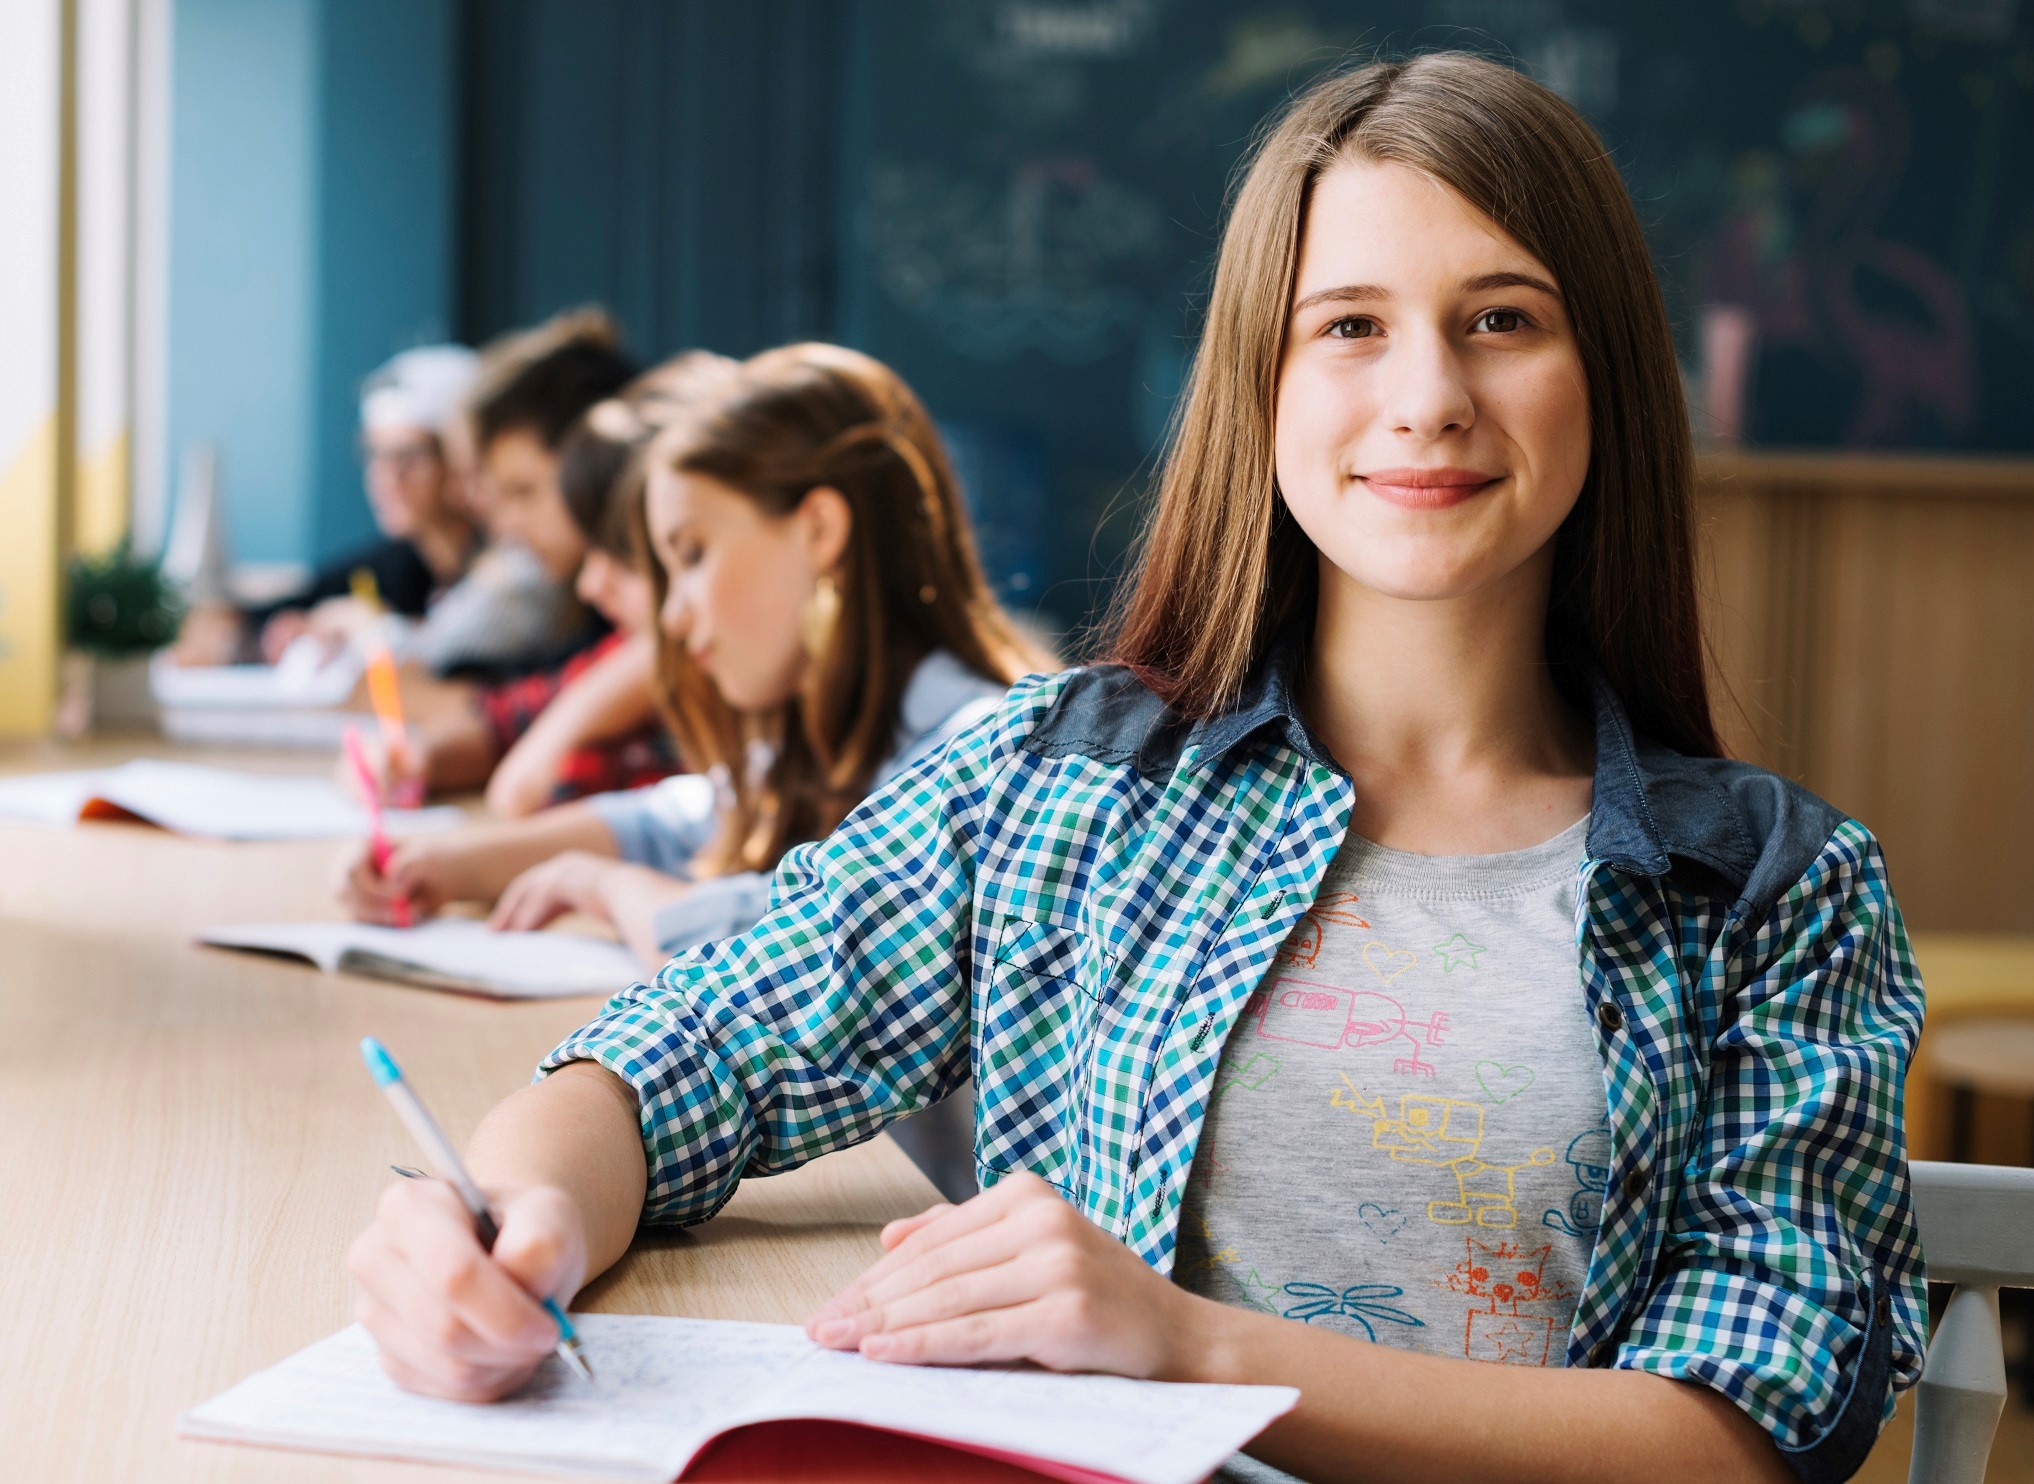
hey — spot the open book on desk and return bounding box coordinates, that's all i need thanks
[200,919,642,999]
[0,760,459,841]
[180,1315,1297,1484]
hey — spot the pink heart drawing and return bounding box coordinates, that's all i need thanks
[1475,1061,1536,1102]
[1357,1202,1407,1242]
[1363,942,1416,982]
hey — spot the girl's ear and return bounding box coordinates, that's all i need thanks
[796,484,854,575]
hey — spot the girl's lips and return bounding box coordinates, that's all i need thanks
[1358,467,1502,510]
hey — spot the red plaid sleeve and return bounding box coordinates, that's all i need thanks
[474,633,621,754]
[548,727,682,805]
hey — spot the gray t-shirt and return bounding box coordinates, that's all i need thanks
[1177,817,1607,1480]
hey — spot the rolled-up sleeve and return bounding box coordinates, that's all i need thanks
[586,774,719,877]
[539,672,1063,1226]
[1616,818,1927,1484]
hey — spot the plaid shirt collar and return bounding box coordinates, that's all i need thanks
[1184,629,1834,919]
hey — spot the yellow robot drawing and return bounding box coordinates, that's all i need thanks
[1331,1076,1557,1228]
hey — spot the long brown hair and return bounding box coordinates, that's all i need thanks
[642,343,1050,875]
[1108,53,1719,757]
[557,352,739,556]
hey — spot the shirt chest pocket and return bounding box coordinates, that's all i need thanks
[973,915,1093,1192]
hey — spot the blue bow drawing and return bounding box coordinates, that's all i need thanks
[1280,1281,1424,1340]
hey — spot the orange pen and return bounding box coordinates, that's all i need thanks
[362,647,422,809]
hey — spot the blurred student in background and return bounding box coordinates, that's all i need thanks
[384,353,737,813]
[341,341,1051,1199]
[174,345,482,666]
[397,308,638,680]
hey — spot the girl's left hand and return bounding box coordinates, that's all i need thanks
[490,850,622,933]
[803,1171,1212,1379]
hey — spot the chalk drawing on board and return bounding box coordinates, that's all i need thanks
[863,158,1164,362]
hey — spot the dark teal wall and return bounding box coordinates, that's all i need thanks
[458,0,842,357]
[311,0,462,561]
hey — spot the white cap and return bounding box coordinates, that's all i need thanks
[360,344,481,436]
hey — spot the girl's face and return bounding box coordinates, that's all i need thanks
[645,468,845,712]
[574,546,655,634]
[1273,158,1591,607]
[361,426,451,538]
[482,428,588,581]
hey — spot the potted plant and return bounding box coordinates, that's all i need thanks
[57,542,187,736]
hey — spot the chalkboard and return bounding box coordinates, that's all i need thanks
[838,0,2034,621]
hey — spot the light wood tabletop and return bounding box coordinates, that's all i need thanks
[0,741,1036,1484]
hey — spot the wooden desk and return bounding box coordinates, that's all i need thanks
[0,744,1026,1483]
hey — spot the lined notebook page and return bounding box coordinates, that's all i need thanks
[180,1316,1299,1484]
[181,1319,788,1482]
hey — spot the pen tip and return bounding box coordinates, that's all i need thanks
[360,1037,401,1087]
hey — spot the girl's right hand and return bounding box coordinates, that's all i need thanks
[348,1178,587,1402]
[337,838,465,924]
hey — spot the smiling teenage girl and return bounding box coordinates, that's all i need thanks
[346,57,1923,1484]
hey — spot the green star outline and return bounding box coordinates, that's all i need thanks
[1431,932,1485,973]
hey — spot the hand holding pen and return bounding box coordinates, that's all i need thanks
[343,726,412,929]
[354,1038,595,1393]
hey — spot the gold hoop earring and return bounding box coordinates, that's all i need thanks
[801,573,841,658]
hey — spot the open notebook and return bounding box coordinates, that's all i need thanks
[179,1316,1297,1484]
[200,919,642,999]
[0,760,459,841]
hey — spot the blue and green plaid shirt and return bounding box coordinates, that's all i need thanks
[545,641,1927,1484]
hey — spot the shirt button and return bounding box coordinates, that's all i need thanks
[1589,1339,1616,1367]
[1876,1289,1893,1324]
[1596,1002,1624,1034]
[1623,1167,1649,1202]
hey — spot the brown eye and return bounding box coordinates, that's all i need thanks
[1325,315,1376,339]
[1474,308,1527,333]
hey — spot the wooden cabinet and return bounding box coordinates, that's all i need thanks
[1694,452,2034,932]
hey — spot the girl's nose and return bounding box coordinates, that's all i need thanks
[1383,328,1476,440]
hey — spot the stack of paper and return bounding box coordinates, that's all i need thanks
[181,1316,1298,1484]
[151,642,368,748]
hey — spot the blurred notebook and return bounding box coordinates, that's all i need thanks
[199,919,640,999]
[0,760,458,840]
[179,1316,1297,1484]
[149,640,362,709]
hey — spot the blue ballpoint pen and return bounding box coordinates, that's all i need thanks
[359,1036,595,1383]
